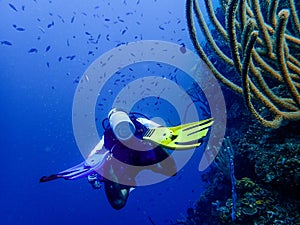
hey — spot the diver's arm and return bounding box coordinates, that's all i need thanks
[136,117,161,129]
[104,164,129,210]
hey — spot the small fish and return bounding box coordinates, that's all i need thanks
[8,3,18,12]
[45,45,51,52]
[95,34,101,43]
[180,43,186,54]
[46,62,50,67]
[66,39,70,46]
[121,29,127,35]
[106,34,110,41]
[115,42,125,47]
[1,40,12,46]
[47,21,54,28]
[117,17,125,22]
[88,51,93,55]
[85,31,91,35]
[58,56,62,62]
[57,14,65,23]
[28,48,38,53]
[21,5,25,11]
[38,26,45,33]
[12,24,25,31]
[71,16,75,23]
[66,55,76,60]
[16,27,25,31]
[158,25,165,30]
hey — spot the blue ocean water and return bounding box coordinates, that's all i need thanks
[0,1,213,224]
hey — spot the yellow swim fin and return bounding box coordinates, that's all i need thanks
[142,118,213,150]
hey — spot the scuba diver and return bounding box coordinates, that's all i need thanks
[40,108,213,210]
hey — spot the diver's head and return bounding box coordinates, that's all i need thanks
[108,108,136,141]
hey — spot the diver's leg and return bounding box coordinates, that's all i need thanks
[104,165,129,210]
[104,181,129,210]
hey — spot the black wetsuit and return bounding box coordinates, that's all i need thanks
[101,115,175,210]
[103,115,170,166]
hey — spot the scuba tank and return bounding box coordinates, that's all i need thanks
[108,108,136,141]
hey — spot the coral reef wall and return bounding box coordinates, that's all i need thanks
[177,1,300,224]
[175,120,300,225]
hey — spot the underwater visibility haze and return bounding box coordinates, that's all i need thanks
[1,0,300,225]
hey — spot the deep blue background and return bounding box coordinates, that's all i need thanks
[0,1,213,224]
